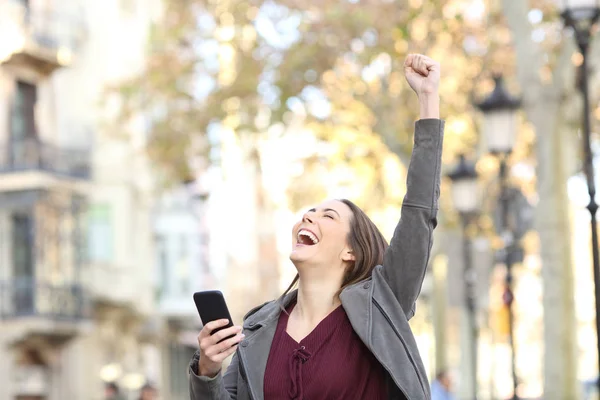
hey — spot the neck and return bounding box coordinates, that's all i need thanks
[294,273,342,323]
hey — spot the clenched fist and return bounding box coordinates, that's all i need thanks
[404,54,440,97]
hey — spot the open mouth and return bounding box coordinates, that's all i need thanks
[297,229,319,246]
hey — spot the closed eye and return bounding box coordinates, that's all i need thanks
[307,207,340,219]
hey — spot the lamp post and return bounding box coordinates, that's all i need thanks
[475,75,522,400]
[560,1,600,394]
[448,154,480,400]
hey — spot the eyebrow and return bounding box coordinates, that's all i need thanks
[308,207,341,217]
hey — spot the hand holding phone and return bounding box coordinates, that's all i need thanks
[193,291,245,377]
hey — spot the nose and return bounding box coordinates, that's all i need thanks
[302,213,313,224]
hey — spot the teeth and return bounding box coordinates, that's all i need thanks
[298,229,318,244]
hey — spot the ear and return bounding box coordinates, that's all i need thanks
[341,249,355,262]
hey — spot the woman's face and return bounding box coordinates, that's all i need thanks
[290,199,355,267]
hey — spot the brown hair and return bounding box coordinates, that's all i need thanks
[280,199,389,302]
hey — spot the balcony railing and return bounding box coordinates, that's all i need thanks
[0,139,91,179]
[0,279,88,320]
[88,263,149,309]
[0,0,86,70]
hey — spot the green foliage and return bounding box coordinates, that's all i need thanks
[106,0,518,211]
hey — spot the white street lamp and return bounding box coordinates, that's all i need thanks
[475,76,521,155]
[447,155,479,214]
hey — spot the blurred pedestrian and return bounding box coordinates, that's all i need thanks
[104,382,125,400]
[190,53,445,400]
[431,369,456,400]
[138,383,158,400]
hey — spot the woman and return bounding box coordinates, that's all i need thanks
[189,53,444,400]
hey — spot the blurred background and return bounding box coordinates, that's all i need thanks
[0,0,599,399]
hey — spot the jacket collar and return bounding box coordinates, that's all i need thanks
[242,289,297,330]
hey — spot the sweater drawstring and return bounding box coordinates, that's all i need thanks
[288,346,312,400]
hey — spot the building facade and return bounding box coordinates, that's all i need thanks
[0,1,292,398]
[0,0,161,399]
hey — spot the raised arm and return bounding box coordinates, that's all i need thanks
[382,54,444,319]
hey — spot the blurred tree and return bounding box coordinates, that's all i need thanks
[107,0,502,209]
[270,0,497,211]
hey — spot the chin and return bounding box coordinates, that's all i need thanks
[289,252,305,264]
[289,248,314,264]
[289,242,322,265]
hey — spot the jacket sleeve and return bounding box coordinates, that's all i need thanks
[188,349,239,399]
[382,119,444,319]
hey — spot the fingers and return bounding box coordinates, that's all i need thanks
[198,325,243,354]
[212,344,239,363]
[199,319,230,339]
[197,337,241,377]
[405,54,439,77]
[207,332,245,357]
[200,329,244,366]
[404,54,414,68]
[212,325,243,345]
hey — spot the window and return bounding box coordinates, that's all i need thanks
[12,211,34,314]
[156,234,193,298]
[10,81,38,169]
[11,81,37,142]
[12,212,33,279]
[87,204,113,262]
[156,234,169,298]
[177,235,189,294]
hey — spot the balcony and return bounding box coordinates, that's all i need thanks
[0,279,90,344]
[0,139,91,178]
[88,264,155,316]
[0,139,91,192]
[158,293,200,321]
[0,0,86,74]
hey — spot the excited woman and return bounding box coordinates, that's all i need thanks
[190,53,444,400]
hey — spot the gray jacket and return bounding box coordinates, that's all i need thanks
[189,119,445,400]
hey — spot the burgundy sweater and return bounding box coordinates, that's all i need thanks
[263,302,388,400]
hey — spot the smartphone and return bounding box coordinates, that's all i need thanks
[193,290,235,342]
